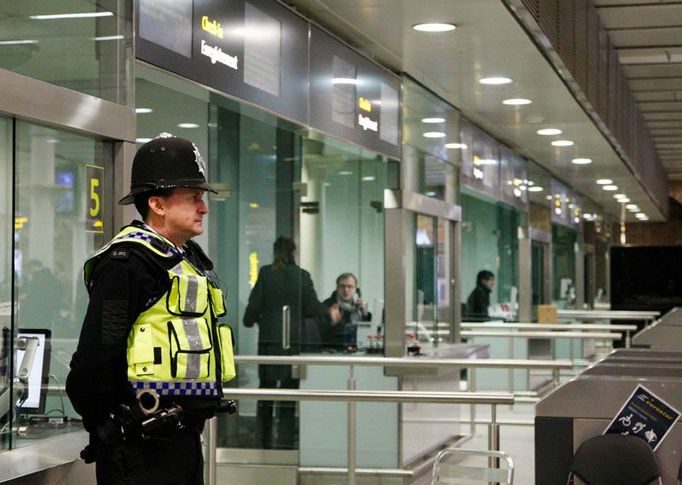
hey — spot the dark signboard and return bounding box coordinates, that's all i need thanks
[604,385,680,451]
[309,26,401,160]
[136,0,309,124]
[460,119,500,198]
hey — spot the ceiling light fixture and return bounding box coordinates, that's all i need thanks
[423,131,446,138]
[136,138,152,143]
[614,194,627,199]
[572,158,592,165]
[30,12,114,19]
[331,77,358,85]
[596,179,613,185]
[502,98,532,105]
[361,176,376,181]
[421,117,445,123]
[445,142,467,149]
[537,128,562,136]
[551,140,574,147]
[618,198,631,203]
[135,108,153,114]
[480,77,512,85]
[177,123,200,128]
[412,23,456,32]
[602,185,618,191]
[92,35,123,41]
[626,204,639,210]
[528,186,544,192]
[0,39,38,45]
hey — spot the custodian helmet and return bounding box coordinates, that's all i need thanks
[119,133,217,205]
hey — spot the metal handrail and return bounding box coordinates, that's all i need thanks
[233,354,572,370]
[208,388,514,485]
[461,330,621,339]
[461,322,637,331]
[557,309,659,317]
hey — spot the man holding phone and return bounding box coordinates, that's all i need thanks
[322,273,371,351]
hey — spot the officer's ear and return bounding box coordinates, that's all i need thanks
[148,195,166,217]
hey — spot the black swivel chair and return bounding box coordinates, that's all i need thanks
[567,434,662,485]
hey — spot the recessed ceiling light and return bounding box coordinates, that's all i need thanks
[30,12,114,20]
[618,198,631,203]
[445,142,467,149]
[546,195,553,200]
[626,204,638,210]
[602,185,618,191]
[92,35,124,41]
[412,23,456,32]
[0,39,38,45]
[177,123,200,128]
[421,117,445,123]
[528,186,544,192]
[480,77,512,85]
[338,171,353,176]
[476,159,497,165]
[425,191,437,196]
[136,138,152,143]
[537,128,562,136]
[614,194,627,199]
[596,179,613,185]
[503,98,532,105]
[331,77,358,85]
[551,140,574,147]
[423,131,446,138]
[572,158,592,165]
[361,176,376,181]
[135,108,153,114]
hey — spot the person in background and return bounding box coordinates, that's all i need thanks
[322,273,371,351]
[464,270,495,321]
[243,237,336,449]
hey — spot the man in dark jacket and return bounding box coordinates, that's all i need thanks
[322,273,371,351]
[243,237,334,448]
[464,270,495,321]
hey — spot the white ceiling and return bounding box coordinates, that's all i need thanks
[594,0,682,178]
[286,0,667,222]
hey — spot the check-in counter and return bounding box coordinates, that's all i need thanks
[535,349,682,484]
[632,307,682,351]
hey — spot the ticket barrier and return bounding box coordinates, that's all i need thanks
[535,349,682,484]
[632,307,682,351]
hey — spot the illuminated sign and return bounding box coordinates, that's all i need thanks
[358,113,378,132]
[200,39,238,69]
[249,251,259,288]
[358,96,372,112]
[86,164,104,234]
[201,15,223,38]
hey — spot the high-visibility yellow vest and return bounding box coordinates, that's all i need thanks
[85,225,236,398]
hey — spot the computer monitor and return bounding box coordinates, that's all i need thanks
[15,329,51,415]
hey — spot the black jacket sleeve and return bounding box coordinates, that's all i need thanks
[66,250,160,431]
[243,268,264,327]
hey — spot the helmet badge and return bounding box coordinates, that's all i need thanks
[192,143,207,177]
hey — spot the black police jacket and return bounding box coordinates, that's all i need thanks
[66,221,219,433]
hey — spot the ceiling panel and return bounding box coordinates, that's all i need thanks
[624,62,682,78]
[598,4,682,29]
[288,0,668,222]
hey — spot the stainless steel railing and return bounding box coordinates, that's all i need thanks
[208,388,514,485]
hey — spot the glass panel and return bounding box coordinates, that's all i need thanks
[0,118,12,452]
[496,204,519,314]
[11,122,108,448]
[0,1,133,103]
[531,241,546,321]
[552,224,577,306]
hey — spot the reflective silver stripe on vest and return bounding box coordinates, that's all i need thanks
[183,318,204,378]
[185,276,199,312]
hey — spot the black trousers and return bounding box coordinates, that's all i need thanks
[95,428,204,485]
[257,373,299,449]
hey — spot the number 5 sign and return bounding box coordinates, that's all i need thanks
[86,164,104,234]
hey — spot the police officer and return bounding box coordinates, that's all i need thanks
[66,133,235,485]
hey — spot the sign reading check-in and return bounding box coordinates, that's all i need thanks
[604,385,680,451]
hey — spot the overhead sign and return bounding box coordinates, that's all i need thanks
[309,26,401,160]
[604,385,680,451]
[135,0,309,124]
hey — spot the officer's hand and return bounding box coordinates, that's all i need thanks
[329,303,341,325]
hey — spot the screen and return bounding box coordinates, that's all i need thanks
[15,329,51,414]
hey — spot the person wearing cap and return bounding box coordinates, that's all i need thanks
[66,133,235,485]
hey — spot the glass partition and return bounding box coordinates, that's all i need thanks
[0,1,133,103]
[0,118,11,452]
[7,122,109,449]
[552,224,577,307]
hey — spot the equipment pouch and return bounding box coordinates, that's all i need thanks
[218,323,236,382]
[167,274,209,316]
[167,318,212,379]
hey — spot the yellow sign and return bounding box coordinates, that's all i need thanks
[249,252,260,289]
[201,16,224,39]
[86,164,104,234]
[358,96,372,113]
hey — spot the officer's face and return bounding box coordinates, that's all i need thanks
[159,188,208,244]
